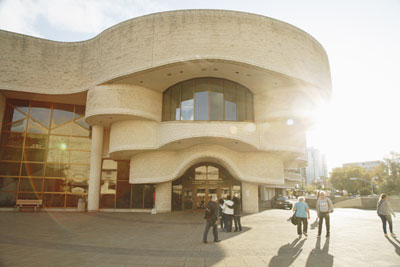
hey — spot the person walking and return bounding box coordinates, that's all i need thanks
[203,195,221,243]
[231,196,242,232]
[223,195,234,232]
[293,196,310,238]
[218,198,226,231]
[316,191,334,237]
[377,193,397,238]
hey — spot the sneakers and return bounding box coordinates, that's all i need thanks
[391,233,397,238]
[317,235,321,238]
[384,234,388,237]
[303,232,308,237]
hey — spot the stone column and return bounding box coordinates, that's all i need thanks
[0,93,6,132]
[87,125,104,212]
[242,182,259,213]
[155,181,172,213]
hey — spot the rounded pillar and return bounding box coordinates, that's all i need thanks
[155,181,172,213]
[242,182,259,213]
[87,125,104,212]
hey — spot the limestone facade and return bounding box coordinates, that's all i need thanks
[0,10,331,213]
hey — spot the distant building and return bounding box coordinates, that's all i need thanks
[305,148,328,184]
[343,160,382,171]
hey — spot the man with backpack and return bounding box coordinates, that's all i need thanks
[203,195,221,243]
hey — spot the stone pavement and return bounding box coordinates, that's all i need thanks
[0,208,399,267]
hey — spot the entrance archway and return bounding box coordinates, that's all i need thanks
[172,162,241,210]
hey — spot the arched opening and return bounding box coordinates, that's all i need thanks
[171,162,241,211]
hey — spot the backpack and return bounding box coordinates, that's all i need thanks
[204,205,215,220]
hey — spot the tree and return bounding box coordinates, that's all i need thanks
[375,152,400,195]
[329,166,371,195]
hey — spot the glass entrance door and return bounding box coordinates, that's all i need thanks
[171,162,241,211]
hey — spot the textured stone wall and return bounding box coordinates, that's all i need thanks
[155,181,172,212]
[0,10,331,95]
[129,144,284,185]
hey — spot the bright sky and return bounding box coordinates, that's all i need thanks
[1,0,399,172]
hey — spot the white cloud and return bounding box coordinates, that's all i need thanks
[0,0,167,38]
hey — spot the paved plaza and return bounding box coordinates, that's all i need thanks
[0,208,399,267]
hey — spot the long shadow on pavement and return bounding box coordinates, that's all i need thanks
[268,237,306,267]
[385,237,400,256]
[305,237,334,267]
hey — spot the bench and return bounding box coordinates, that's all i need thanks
[15,199,42,211]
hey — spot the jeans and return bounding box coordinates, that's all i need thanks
[379,214,393,234]
[203,220,219,242]
[297,217,308,235]
[234,215,242,231]
[225,214,233,232]
[318,212,330,236]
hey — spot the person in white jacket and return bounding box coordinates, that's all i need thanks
[223,195,234,232]
[316,191,334,237]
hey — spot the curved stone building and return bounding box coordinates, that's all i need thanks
[0,10,331,213]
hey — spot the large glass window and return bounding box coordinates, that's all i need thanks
[0,99,91,208]
[100,159,155,209]
[162,77,254,122]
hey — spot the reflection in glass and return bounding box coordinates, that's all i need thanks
[10,119,27,132]
[72,120,90,136]
[162,89,171,121]
[181,81,194,120]
[46,164,69,178]
[70,151,90,164]
[23,149,46,162]
[69,165,89,179]
[0,177,19,191]
[224,81,237,121]
[170,85,180,121]
[0,191,16,206]
[132,184,143,209]
[143,185,155,208]
[30,102,51,128]
[66,177,87,193]
[117,161,130,180]
[1,132,24,147]
[43,194,64,207]
[44,179,65,192]
[52,104,73,128]
[47,150,69,163]
[66,194,85,207]
[18,192,41,200]
[195,166,207,180]
[194,80,209,120]
[0,147,22,161]
[210,78,223,121]
[27,118,48,134]
[0,162,20,176]
[69,137,91,151]
[25,134,48,148]
[21,163,45,177]
[246,89,254,121]
[116,181,130,208]
[49,135,69,149]
[18,178,43,192]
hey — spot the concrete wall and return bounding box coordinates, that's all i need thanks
[0,10,331,96]
[242,182,259,213]
[155,182,172,213]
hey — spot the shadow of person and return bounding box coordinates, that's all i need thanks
[385,237,400,256]
[310,217,319,230]
[305,237,334,267]
[269,237,306,267]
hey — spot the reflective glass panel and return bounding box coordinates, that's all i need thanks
[195,166,207,180]
[246,89,254,121]
[132,184,143,208]
[1,132,24,147]
[70,151,90,164]
[117,161,130,181]
[23,148,46,162]
[25,134,48,149]
[224,81,237,121]
[0,191,16,207]
[69,165,89,179]
[47,149,69,163]
[67,177,87,194]
[0,162,20,176]
[0,177,19,191]
[66,194,85,207]
[45,164,69,178]
[143,185,155,208]
[209,78,224,120]
[0,147,22,161]
[43,193,65,207]
[194,79,209,120]
[29,102,51,128]
[100,193,115,209]
[18,192,41,200]
[10,119,27,132]
[27,118,49,134]
[236,86,246,121]
[52,104,74,128]
[69,137,91,151]
[18,178,43,192]
[49,135,69,150]
[43,179,65,192]
[170,85,180,121]
[181,81,194,120]
[208,166,219,180]
[72,120,90,137]
[116,181,131,208]
[21,162,45,177]
[162,89,171,121]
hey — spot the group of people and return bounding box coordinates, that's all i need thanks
[292,191,397,238]
[203,195,242,243]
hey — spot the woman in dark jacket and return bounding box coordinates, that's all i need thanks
[232,196,242,232]
[377,193,397,237]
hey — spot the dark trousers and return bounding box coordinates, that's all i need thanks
[234,215,242,231]
[297,217,308,235]
[220,213,225,229]
[379,214,393,234]
[203,220,218,242]
[225,214,233,232]
[318,212,330,236]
